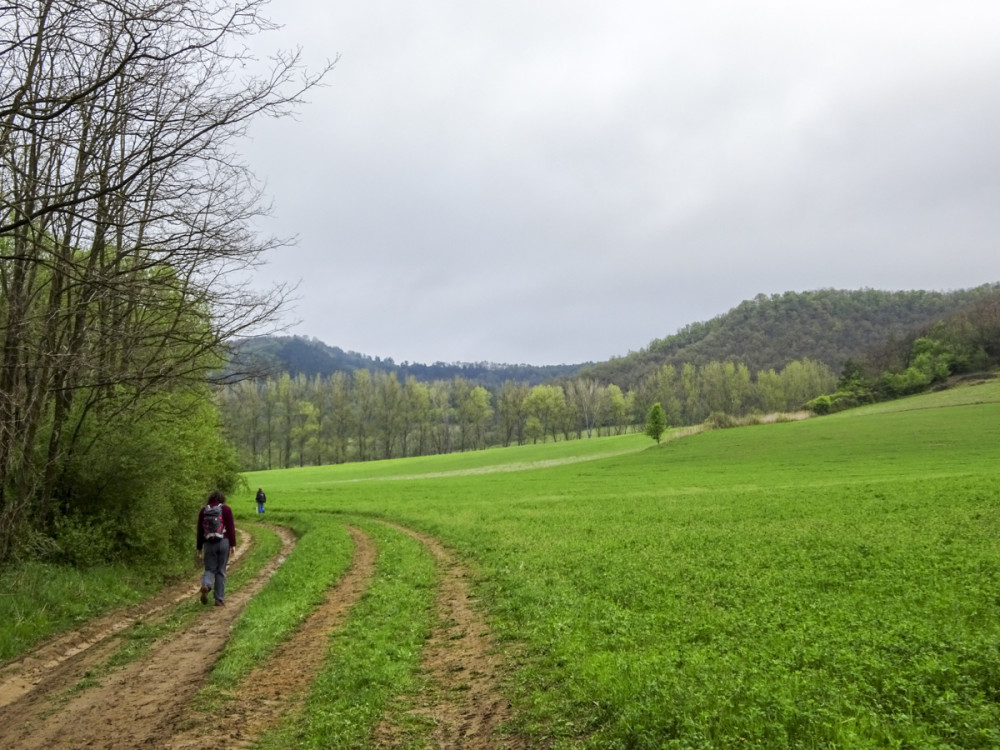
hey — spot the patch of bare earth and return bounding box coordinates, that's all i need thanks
[0,528,259,712]
[0,525,297,749]
[0,520,524,750]
[165,525,377,749]
[376,523,528,750]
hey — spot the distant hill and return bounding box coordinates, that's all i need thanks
[583,285,1000,387]
[228,284,1000,388]
[227,336,587,387]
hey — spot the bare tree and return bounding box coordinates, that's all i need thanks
[0,0,332,559]
[566,377,601,439]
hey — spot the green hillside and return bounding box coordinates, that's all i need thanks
[231,285,1000,389]
[586,285,1000,387]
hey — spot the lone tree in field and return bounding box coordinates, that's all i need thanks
[645,402,667,444]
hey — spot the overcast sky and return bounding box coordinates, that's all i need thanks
[240,1,1000,366]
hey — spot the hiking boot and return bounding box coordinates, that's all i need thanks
[214,599,225,607]
[200,584,211,605]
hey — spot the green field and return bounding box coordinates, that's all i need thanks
[235,380,1000,749]
[4,382,996,747]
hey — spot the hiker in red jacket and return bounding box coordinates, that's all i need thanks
[196,490,236,606]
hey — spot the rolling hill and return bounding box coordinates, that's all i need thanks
[231,284,1000,386]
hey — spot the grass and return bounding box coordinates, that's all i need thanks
[5,381,999,748]
[225,521,284,595]
[0,562,165,662]
[252,431,652,485]
[255,519,437,750]
[206,514,353,688]
[239,379,1000,749]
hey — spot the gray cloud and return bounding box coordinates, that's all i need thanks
[240,1,1000,364]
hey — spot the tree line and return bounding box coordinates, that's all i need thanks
[230,335,587,387]
[219,359,836,470]
[588,285,1000,388]
[0,0,327,565]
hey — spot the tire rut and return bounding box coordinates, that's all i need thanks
[378,523,526,750]
[0,529,259,711]
[0,525,296,750]
[0,521,523,749]
[165,524,377,749]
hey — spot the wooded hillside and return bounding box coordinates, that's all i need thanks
[584,285,1000,387]
[229,336,585,386]
[217,284,1000,470]
[236,285,1000,388]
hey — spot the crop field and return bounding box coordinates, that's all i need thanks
[2,381,998,748]
[230,380,1000,749]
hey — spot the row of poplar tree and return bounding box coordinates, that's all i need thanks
[218,358,836,470]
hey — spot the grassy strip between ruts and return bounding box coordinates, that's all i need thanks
[254,517,437,750]
[226,521,284,595]
[57,521,283,696]
[206,513,353,689]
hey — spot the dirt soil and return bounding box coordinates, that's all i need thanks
[376,524,527,750]
[164,524,377,750]
[0,529,263,712]
[0,522,525,749]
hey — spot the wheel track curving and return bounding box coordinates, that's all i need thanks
[165,524,377,749]
[0,521,524,749]
[377,523,527,750]
[0,525,297,749]
[0,527,262,712]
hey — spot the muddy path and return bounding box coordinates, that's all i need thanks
[0,525,296,749]
[165,524,378,749]
[0,521,524,749]
[377,523,527,750]
[0,529,260,711]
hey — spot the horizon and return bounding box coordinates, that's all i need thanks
[254,281,999,369]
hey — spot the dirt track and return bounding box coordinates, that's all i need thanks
[0,522,522,749]
[376,524,525,750]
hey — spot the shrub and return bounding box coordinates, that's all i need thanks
[49,389,240,570]
[52,515,116,567]
[704,411,739,429]
[806,394,832,415]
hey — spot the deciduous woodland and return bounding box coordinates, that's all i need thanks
[0,0,329,564]
[217,289,1000,471]
[217,359,835,470]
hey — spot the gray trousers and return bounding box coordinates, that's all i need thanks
[201,538,231,603]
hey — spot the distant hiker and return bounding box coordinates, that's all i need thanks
[255,486,266,514]
[197,490,236,607]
